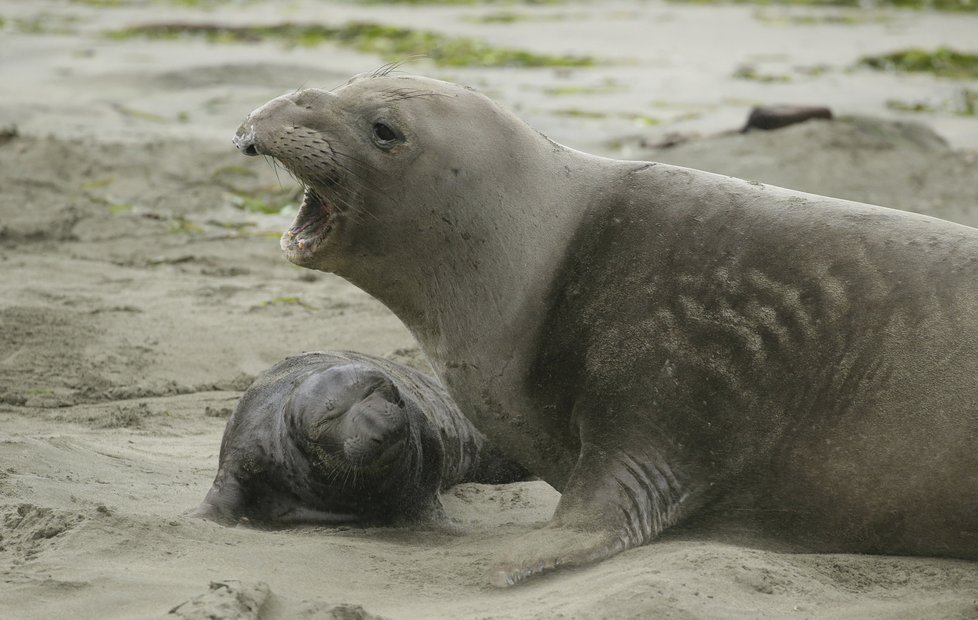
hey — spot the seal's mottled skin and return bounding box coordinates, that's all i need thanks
[233,74,978,585]
[193,351,526,526]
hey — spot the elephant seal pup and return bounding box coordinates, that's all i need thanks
[192,351,527,526]
[233,74,978,585]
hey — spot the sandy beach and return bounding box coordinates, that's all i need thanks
[1,1,977,618]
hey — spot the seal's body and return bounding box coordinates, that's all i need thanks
[233,74,978,585]
[193,351,526,526]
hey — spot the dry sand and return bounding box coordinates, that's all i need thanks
[1,1,977,618]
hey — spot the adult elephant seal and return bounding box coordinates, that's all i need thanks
[193,351,527,526]
[233,74,978,585]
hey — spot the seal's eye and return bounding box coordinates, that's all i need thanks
[372,122,399,147]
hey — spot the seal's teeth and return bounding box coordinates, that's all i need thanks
[297,239,306,250]
[287,230,296,239]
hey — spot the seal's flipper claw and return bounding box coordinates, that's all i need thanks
[489,525,623,587]
[489,442,694,587]
[188,499,240,527]
[190,476,246,527]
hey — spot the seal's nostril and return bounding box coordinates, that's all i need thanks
[233,126,259,156]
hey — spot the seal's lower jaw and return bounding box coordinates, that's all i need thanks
[281,187,337,266]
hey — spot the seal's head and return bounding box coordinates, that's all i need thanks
[287,363,410,472]
[232,74,552,293]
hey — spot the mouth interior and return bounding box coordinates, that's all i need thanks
[285,187,337,251]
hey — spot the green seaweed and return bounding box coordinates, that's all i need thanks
[886,88,978,116]
[211,165,257,179]
[209,220,258,231]
[631,115,662,126]
[858,47,978,79]
[885,99,937,113]
[80,178,115,190]
[108,21,594,68]
[227,185,302,215]
[672,111,704,122]
[11,14,78,34]
[464,10,580,23]
[552,109,661,125]
[552,108,610,119]
[80,187,135,214]
[666,0,977,12]
[354,0,568,4]
[733,65,793,82]
[113,105,170,123]
[795,64,831,77]
[168,216,204,235]
[754,8,892,24]
[249,230,287,240]
[71,0,232,6]
[212,164,301,215]
[543,83,625,96]
[70,0,126,6]
[465,11,527,23]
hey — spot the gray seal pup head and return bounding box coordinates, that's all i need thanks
[193,352,525,527]
[288,362,410,473]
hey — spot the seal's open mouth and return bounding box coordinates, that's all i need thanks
[282,186,337,258]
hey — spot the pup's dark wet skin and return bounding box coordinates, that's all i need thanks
[233,73,978,586]
[193,351,527,527]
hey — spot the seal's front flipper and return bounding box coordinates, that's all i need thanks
[189,476,245,527]
[489,523,624,587]
[489,442,693,587]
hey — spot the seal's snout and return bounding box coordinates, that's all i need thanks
[233,88,337,159]
[233,125,259,156]
[341,389,409,465]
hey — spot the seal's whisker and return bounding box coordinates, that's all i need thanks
[332,149,383,174]
[262,155,286,188]
[327,158,392,207]
[378,87,450,102]
[372,62,399,78]
[326,158,381,191]
[320,160,390,209]
[372,58,420,78]
[334,179,387,216]
[326,180,385,227]
[329,167,381,192]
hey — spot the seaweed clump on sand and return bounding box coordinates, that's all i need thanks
[886,88,978,117]
[108,21,594,68]
[858,47,978,80]
[667,0,977,12]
